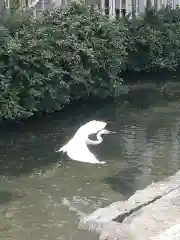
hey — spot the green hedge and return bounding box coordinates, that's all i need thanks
[0,4,180,120]
[124,6,180,71]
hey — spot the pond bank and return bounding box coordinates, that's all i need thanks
[79,170,180,239]
[1,80,180,127]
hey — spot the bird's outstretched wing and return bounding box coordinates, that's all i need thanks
[67,141,105,164]
[75,120,107,137]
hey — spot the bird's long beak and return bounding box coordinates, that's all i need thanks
[107,130,116,134]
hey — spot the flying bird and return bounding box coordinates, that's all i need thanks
[56,120,115,164]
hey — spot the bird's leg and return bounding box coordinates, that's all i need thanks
[54,154,64,168]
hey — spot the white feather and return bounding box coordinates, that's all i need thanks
[56,120,112,164]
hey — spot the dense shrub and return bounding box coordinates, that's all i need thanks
[1,4,180,120]
[123,6,180,71]
[0,9,38,119]
[0,4,126,120]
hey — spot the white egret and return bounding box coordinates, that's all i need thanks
[56,120,115,164]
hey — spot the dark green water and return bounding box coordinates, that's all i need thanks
[0,86,180,240]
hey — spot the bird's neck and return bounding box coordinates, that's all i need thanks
[96,131,103,143]
[86,130,103,145]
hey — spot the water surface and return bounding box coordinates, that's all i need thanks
[0,89,180,240]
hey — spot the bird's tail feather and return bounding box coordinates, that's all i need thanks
[99,161,106,164]
[56,144,68,153]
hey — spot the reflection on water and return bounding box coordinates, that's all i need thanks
[0,91,180,239]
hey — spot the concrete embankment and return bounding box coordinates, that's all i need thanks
[79,170,180,239]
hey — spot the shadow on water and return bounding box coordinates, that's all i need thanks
[0,190,22,204]
[0,191,13,204]
[103,167,143,197]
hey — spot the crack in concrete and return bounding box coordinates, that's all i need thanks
[113,185,180,223]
